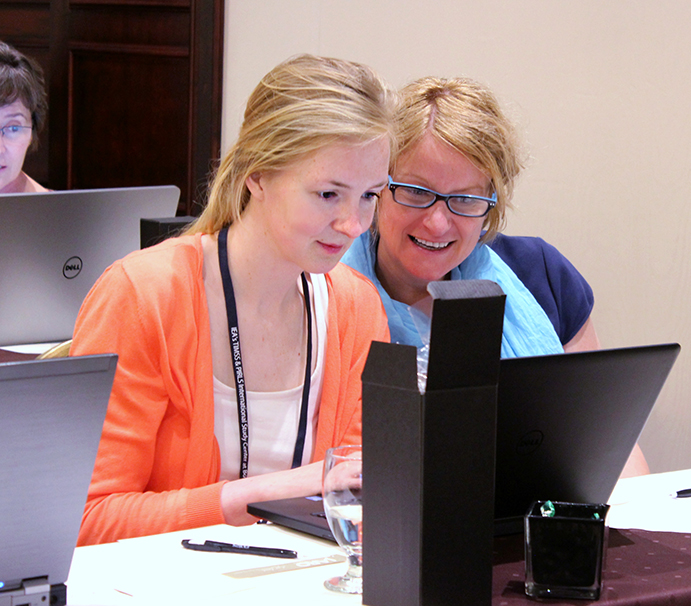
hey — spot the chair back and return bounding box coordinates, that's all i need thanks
[37,340,72,360]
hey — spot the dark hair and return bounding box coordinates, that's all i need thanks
[0,40,48,150]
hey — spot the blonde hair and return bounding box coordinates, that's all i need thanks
[188,54,395,235]
[390,76,523,241]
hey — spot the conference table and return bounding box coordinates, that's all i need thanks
[65,468,691,606]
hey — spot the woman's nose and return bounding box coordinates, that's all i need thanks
[334,202,373,239]
[422,203,454,234]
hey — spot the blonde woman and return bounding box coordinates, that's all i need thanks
[343,76,599,356]
[342,75,647,476]
[72,54,393,545]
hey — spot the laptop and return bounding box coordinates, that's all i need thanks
[248,495,335,542]
[0,354,117,605]
[0,185,180,346]
[248,342,680,539]
[493,341,679,533]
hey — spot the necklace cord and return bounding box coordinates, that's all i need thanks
[217,227,312,478]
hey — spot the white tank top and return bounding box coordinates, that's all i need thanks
[213,273,328,480]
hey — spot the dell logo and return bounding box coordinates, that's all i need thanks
[63,256,83,279]
[516,430,544,455]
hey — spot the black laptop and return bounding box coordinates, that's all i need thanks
[0,354,117,605]
[248,343,680,539]
[248,494,335,542]
[493,342,679,532]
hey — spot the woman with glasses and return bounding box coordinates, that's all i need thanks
[342,76,598,356]
[342,75,648,476]
[0,40,48,194]
[71,54,393,545]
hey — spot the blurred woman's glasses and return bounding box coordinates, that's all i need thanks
[0,124,32,142]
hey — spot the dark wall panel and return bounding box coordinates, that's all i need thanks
[69,51,190,202]
[69,4,191,48]
[0,1,51,40]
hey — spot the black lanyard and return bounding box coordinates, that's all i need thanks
[217,227,312,478]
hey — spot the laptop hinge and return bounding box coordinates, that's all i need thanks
[0,577,50,606]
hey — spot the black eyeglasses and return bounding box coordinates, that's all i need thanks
[387,176,496,218]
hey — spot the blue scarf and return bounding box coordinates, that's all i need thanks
[341,231,563,358]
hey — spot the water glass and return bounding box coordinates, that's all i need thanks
[322,445,363,594]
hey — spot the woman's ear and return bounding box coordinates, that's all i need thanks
[245,172,264,200]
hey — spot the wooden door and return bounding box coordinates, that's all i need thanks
[2,0,223,215]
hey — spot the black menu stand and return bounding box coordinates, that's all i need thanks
[362,279,505,606]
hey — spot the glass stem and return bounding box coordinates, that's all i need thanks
[346,553,362,578]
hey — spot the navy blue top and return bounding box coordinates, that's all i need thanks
[488,234,594,345]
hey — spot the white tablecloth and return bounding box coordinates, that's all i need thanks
[66,468,691,606]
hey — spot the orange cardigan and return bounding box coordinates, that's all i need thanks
[71,234,388,545]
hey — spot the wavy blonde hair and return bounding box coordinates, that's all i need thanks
[390,76,523,241]
[187,54,395,235]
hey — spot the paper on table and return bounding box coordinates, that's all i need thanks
[1,342,59,354]
[111,524,345,605]
[607,468,691,533]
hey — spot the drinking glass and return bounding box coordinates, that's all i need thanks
[322,445,363,594]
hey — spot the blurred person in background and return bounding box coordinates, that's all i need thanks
[0,40,48,194]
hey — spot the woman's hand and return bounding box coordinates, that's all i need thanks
[220,461,324,526]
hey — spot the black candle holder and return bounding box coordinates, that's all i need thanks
[525,500,610,600]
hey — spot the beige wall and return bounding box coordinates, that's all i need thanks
[222,1,691,472]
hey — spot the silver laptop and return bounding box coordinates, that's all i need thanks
[0,354,117,605]
[0,186,180,346]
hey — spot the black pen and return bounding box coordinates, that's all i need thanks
[672,488,691,499]
[181,539,297,559]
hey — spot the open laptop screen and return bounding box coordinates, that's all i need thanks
[494,342,679,531]
[0,186,180,346]
[0,354,117,601]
